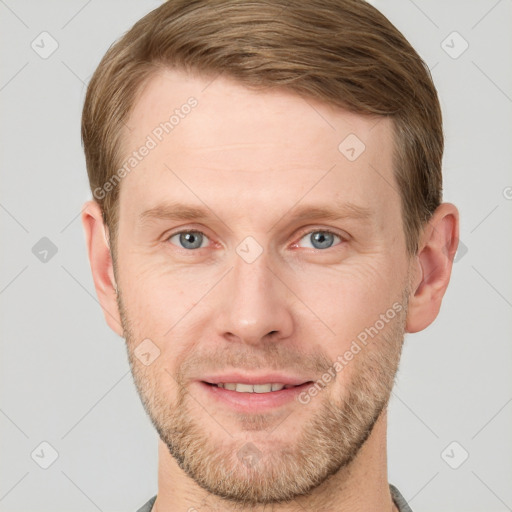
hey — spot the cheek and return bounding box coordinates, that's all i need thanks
[117,252,206,331]
[291,258,402,352]
[118,240,407,352]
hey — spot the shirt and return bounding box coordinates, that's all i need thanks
[136,483,412,511]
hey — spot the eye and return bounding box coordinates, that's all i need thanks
[167,230,210,250]
[296,229,343,250]
[165,228,345,252]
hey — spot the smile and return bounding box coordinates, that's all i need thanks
[205,382,300,393]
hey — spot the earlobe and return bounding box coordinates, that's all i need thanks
[405,203,460,333]
[81,200,124,337]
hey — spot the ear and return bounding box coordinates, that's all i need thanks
[81,200,124,337]
[405,202,460,333]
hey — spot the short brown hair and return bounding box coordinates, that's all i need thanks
[82,0,443,258]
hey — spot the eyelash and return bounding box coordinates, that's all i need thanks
[292,228,345,249]
[165,227,346,251]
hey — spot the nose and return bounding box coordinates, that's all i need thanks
[213,246,294,346]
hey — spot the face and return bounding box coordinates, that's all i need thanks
[113,69,412,504]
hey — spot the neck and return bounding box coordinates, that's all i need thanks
[153,408,396,512]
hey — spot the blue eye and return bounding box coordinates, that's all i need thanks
[166,229,343,251]
[297,230,342,250]
[168,231,209,250]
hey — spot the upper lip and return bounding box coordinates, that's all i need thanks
[200,373,313,386]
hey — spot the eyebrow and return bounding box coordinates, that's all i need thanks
[137,200,373,227]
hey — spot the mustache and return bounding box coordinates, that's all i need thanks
[175,343,334,382]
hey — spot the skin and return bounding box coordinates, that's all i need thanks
[82,68,459,511]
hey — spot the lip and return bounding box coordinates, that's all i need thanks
[196,375,314,413]
[201,373,311,386]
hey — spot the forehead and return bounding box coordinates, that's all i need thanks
[118,68,399,229]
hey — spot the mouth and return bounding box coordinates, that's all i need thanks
[197,376,315,413]
[202,382,309,393]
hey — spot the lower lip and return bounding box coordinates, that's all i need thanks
[197,381,314,413]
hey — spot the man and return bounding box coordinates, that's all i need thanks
[81,0,459,510]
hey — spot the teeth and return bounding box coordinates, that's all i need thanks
[216,383,287,393]
[253,384,272,393]
[235,383,254,393]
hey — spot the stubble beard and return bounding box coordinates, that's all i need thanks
[118,288,409,506]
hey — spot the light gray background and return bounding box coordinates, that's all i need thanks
[1,1,511,511]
